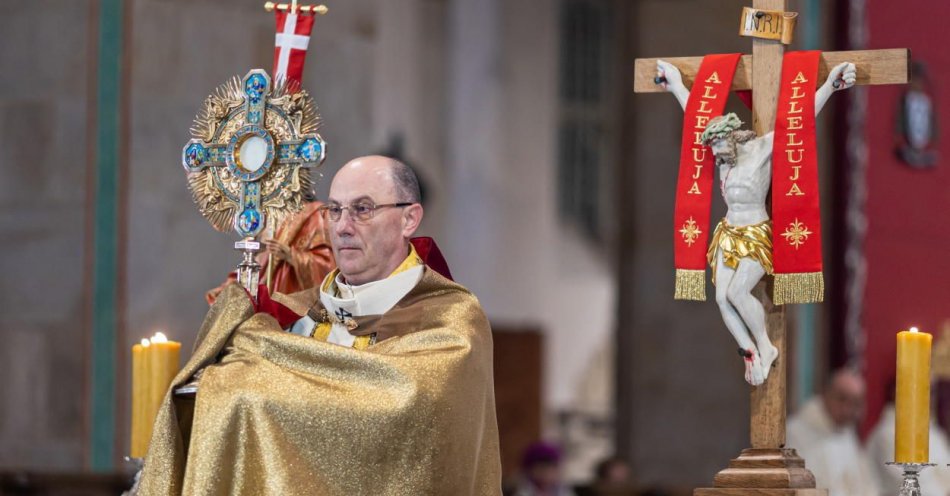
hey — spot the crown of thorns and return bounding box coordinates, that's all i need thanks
[701,113,744,145]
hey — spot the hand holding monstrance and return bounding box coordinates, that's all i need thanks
[655,59,855,385]
[262,238,292,262]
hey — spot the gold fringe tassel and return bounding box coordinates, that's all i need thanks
[774,272,825,305]
[674,269,706,301]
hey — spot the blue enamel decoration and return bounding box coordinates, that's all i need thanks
[298,138,321,162]
[245,74,267,105]
[185,143,205,166]
[242,70,270,126]
[235,181,264,237]
[237,208,262,236]
[278,144,295,160]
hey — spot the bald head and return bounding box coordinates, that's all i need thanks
[827,368,865,395]
[333,155,419,204]
[822,368,866,429]
[326,156,424,285]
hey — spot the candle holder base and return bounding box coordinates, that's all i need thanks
[886,462,935,496]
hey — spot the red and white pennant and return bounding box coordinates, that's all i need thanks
[273,11,315,89]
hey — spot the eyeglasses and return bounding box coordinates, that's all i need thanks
[319,201,414,222]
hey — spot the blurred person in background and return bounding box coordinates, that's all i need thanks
[508,442,577,496]
[575,456,634,496]
[786,368,881,495]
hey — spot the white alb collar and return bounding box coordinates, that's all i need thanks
[320,265,424,318]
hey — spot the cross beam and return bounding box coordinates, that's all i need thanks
[633,49,909,94]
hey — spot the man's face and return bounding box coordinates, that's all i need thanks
[823,372,866,429]
[326,159,416,285]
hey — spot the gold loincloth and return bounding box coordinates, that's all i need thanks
[707,219,773,282]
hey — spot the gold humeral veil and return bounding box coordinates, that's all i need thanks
[138,269,502,495]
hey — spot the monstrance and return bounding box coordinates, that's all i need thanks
[181,69,327,300]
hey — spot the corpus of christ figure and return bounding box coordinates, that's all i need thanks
[656,59,856,386]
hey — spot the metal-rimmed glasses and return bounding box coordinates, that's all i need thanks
[319,201,414,222]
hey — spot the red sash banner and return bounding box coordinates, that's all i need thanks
[673,53,742,301]
[771,51,824,304]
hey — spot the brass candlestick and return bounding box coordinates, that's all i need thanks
[886,462,936,496]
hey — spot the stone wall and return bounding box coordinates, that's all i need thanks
[0,0,92,469]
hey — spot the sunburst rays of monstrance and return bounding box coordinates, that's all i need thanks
[181,70,327,301]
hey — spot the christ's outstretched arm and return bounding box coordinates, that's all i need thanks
[815,62,856,115]
[656,59,690,111]
[658,60,856,116]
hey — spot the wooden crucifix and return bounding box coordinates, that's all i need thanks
[633,1,908,494]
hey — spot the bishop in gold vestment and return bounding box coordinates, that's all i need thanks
[138,156,502,495]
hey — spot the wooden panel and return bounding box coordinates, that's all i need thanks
[749,282,788,448]
[492,328,543,480]
[633,49,910,93]
[751,8,784,134]
[749,0,787,449]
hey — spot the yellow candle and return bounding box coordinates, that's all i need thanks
[130,339,150,458]
[895,326,932,463]
[145,333,181,439]
[130,332,181,458]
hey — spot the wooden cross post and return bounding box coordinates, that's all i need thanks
[633,1,908,494]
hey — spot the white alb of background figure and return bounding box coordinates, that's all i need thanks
[656,59,857,386]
